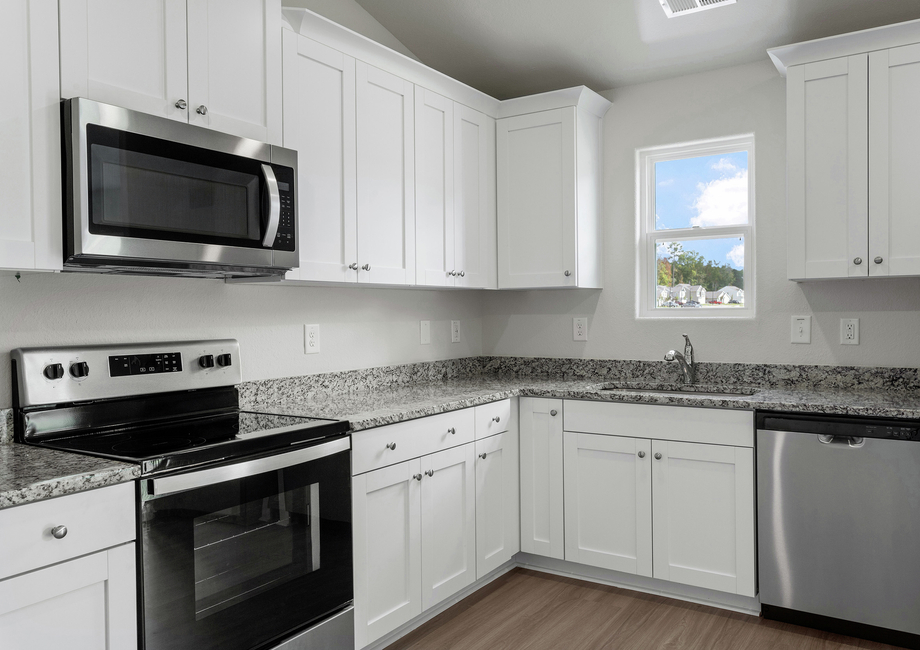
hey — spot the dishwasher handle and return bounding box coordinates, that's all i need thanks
[818,434,866,448]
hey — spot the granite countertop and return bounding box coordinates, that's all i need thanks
[0,444,140,510]
[253,376,920,431]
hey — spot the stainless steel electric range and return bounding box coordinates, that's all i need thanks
[12,340,354,650]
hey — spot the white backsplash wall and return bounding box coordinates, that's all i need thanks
[482,59,920,369]
[0,273,482,409]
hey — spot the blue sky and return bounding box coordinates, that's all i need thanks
[655,151,748,270]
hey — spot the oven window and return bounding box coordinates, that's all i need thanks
[193,483,320,620]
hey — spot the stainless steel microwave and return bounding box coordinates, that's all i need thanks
[63,98,298,279]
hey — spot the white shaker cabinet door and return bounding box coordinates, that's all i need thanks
[651,440,756,598]
[454,105,497,289]
[282,31,357,283]
[186,0,282,144]
[415,88,455,287]
[60,0,189,122]
[519,398,564,559]
[420,444,476,610]
[353,459,422,649]
[497,108,577,289]
[0,543,137,650]
[786,55,869,280]
[355,62,416,286]
[0,0,61,271]
[563,432,652,577]
[475,430,520,579]
[869,44,920,278]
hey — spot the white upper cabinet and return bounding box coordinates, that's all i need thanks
[496,88,609,289]
[355,62,416,285]
[282,32,357,283]
[60,0,282,144]
[0,0,61,272]
[772,20,920,280]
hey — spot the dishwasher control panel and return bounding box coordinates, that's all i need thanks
[759,413,920,441]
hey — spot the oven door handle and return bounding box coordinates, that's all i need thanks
[147,437,350,499]
[261,163,281,248]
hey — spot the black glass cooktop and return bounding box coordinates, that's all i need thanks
[35,410,350,476]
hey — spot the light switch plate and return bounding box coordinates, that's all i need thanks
[791,315,811,344]
[420,320,431,345]
[840,318,859,345]
[304,324,320,354]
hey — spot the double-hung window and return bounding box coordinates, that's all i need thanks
[637,134,755,318]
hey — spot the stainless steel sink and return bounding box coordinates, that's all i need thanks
[600,383,756,398]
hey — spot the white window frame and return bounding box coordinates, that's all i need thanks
[636,134,755,319]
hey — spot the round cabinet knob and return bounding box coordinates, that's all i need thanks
[361,264,371,271]
[479,453,487,460]
[69,362,89,379]
[43,364,64,380]
[425,470,434,477]
[492,416,501,423]
[638,451,646,459]
[385,442,397,451]
[196,105,208,115]
[447,427,456,435]
[458,271,465,278]
[854,257,863,265]
[564,270,572,277]
[413,473,422,481]
[51,525,68,540]
[199,355,215,369]
[216,353,232,367]
[348,262,359,270]
[654,452,662,460]
[175,99,187,110]
[550,409,558,417]
[448,270,456,277]
[874,256,884,265]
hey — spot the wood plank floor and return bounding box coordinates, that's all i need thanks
[384,569,901,650]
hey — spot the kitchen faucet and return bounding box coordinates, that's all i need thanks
[664,334,695,384]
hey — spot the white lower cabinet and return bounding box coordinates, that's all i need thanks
[475,430,520,578]
[519,397,564,559]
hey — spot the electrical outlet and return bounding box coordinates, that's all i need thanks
[791,315,811,344]
[840,318,860,345]
[573,317,588,341]
[420,320,431,345]
[451,320,460,343]
[304,324,320,354]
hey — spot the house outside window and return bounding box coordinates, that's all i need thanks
[637,134,755,319]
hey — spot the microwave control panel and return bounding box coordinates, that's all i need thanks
[272,165,296,252]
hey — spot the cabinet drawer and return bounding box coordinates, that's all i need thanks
[564,400,753,447]
[0,482,135,580]
[352,409,475,475]
[474,400,510,439]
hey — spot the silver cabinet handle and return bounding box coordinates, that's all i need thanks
[874,256,884,264]
[550,409,558,416]
[479,453,487,460]
[362,264,371,271]
[51,525,68,539]
[175,99,187,110]
[413,473,422,481]
[348,262,359,270]
[564,270,571,277]
[447,427,456,435]
[196,105,208,115]
[458,271,465,277]
[260,164,280,248]
[425,469,434,477]
[854,257,863,265]
[637,451,646,459]
[385,442,397,450]
[492,416,501,423]
[654,452,662,460]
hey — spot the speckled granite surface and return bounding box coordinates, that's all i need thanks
[0,445,139,509]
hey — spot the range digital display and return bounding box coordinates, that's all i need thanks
[109,352,183,377]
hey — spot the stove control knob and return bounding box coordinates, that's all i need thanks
[199,355,215,369]
[43,364,64,380]
[216,353,232,367]
[69,362,89,379]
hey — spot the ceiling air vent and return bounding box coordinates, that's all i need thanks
[660,0,736,18]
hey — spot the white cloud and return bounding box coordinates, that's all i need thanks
[658,178,674,187]
[727,242,745,268]
[712,158,738,173]
[690,170,748,228]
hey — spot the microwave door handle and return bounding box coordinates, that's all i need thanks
[261,163,281,247]
[146,437,350,499]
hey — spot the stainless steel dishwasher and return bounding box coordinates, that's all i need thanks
[757,412,920,650]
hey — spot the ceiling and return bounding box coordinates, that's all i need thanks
[354,0,920,99]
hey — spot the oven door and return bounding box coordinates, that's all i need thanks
[139,436,351,650]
